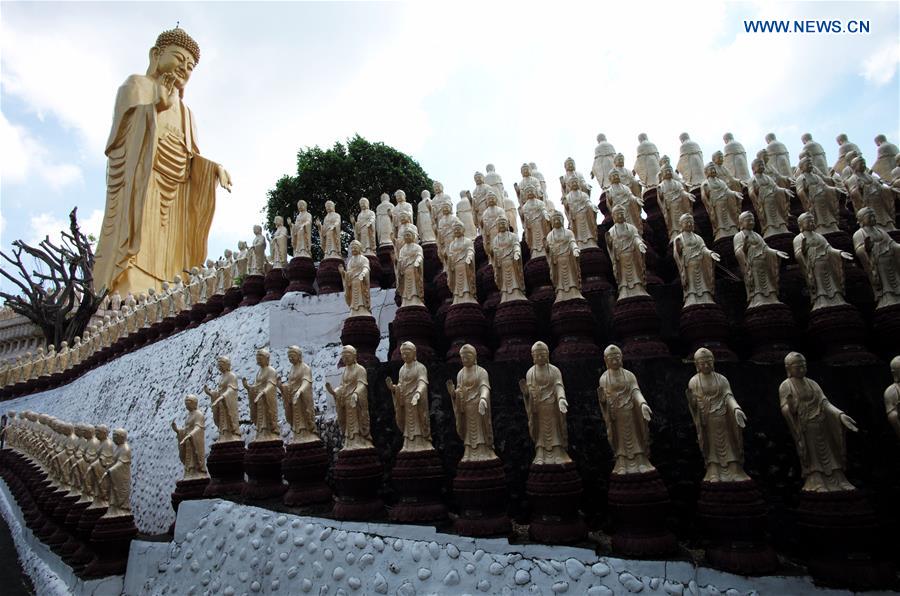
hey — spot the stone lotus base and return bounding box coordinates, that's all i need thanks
[46,492,79,547]
[607,470,677,558]
[873,303,900,357]
[70,505,107,571]
[316,257,344,295]
[712,236,738,277]
[390,305,435,363]
[331,447,385,521]
[174,309,193,331]
[156,316,175,340]
[806,304,877,365]
[476,263,500,315]
[526,462,587,545]
[796,488,895,590]
[444,302,491,364]
[696,480,777,576]
[389,448,447,524]
[82,513,138,579]
[376,245,395,289]
[493,298,537,362]
[202,293,225,321]
[282,440,332,508]
[550,297,602,361]
[186,302,206,329]
[57,499,92,562]
[239,274,265,307]
[170,477,210,533]
[262,268,288,302]
[340,315,380,366]
[285,255,316,295]
[679,303,737,361]
[366,254,385,293]
[221,285,243,314]
[612,296,669,360]
[578,246,613,295]
[422,243,441,288]
[204,440,247,498]
[743,303,796,363]
[242,440,286,501]
[524,256,554,312]
[452,457,511,537]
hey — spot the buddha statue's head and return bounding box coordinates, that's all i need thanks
[148,28,200,93]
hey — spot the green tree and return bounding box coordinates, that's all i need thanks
[265,135,433,260]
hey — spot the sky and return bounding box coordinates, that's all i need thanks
[1,1,898,294]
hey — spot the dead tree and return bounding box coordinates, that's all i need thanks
[0,208,107,348]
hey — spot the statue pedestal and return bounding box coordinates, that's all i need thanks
[170,477,210,533]
[187,302,206,329]
[444,302,491,364]
[262,268,288,302]
[696,480,777,576]
[34,487,67,540]
[691,189,714,245]
[452,458,510,537]
[242,440,286,501]
[476,264,501,316]
[612,296,670,360]
[239,274,266,307]
[390,305,435,363]
[174,310,192,331]
[607,470,678,558]
[422,243,441,285]
[474,236,488,271]
[340,315,380,366]
[525,256,554,339]
[82,514,138,579]
[743,303,796,363]
[144,324,161,345]
[365,254,384,291]
[204,440,246,497]
[579,246,613,295]
[58,500,92,561]
[806,304,877,365]
[316,257,344,295]
[282,440,332,507]
[376,245,395,289]
[526,462,586,544]
[285,256,316,295]
[433,271,452,328]
[873,304,900,357]
[712,235,738,276]
[332,448,384,521]
[679,303,737,361]
[389,448,447,523]
[221,286,243,314]
[157,316,175,339]
[70,506,107,571]
[551,298,602,360]
[202,293,225,322]
[46,492,79,547]
[493,299,537,362]
[796,489,895,590]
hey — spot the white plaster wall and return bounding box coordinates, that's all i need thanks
[2,290,396,534]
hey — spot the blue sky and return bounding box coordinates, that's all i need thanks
[1,1,898,294]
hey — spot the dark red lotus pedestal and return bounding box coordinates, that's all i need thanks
[239,274,265,307]
[493,299,537,362]
[526,462,587,544]
[242,440,286,500]
[579,246,614,295]
[390,305,435,362]
[202,294,225,322]
[316,257,344,295]
[365,254,384,292]
[743,303,796,363]
[221,286,243,314]
[696,480,777,576]
[46,492,79,548]
[262,268,288,302]
[340,315,380,366]
[612,296,670,360]
[550,297,602,360]
[285,256,317,295]
[332,447,385,520]
[282,440,332,507]
[796,489,895,590]
[524,256,555,311]
[476,264,501,316]
[806,304,877,365]
[57,499,92,561]
[376,245,396,289]
[452,457,510,537]
[204,441,246,497]
[873,304,900,357]
[712,236,739,276]
[607,470,678,558]
[679,303,737,361]
[174,310,192,331]
[82,514,138,578]
[423,243,441,287]
[444,302,491,364]
[170,477,210,532]
[69,505,107,571]
[187,302,207,329]
[389,449,447,523]
[156,317,175,340]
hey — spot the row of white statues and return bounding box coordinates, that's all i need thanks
[175,340,900,495]
[3,412,133,518]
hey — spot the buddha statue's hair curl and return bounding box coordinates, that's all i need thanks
[155,27,201,64]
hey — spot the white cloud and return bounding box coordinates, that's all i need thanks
[861,41,899,86]
[0,112,83,191]
[78,208,105,242]
[27,212,68,246]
